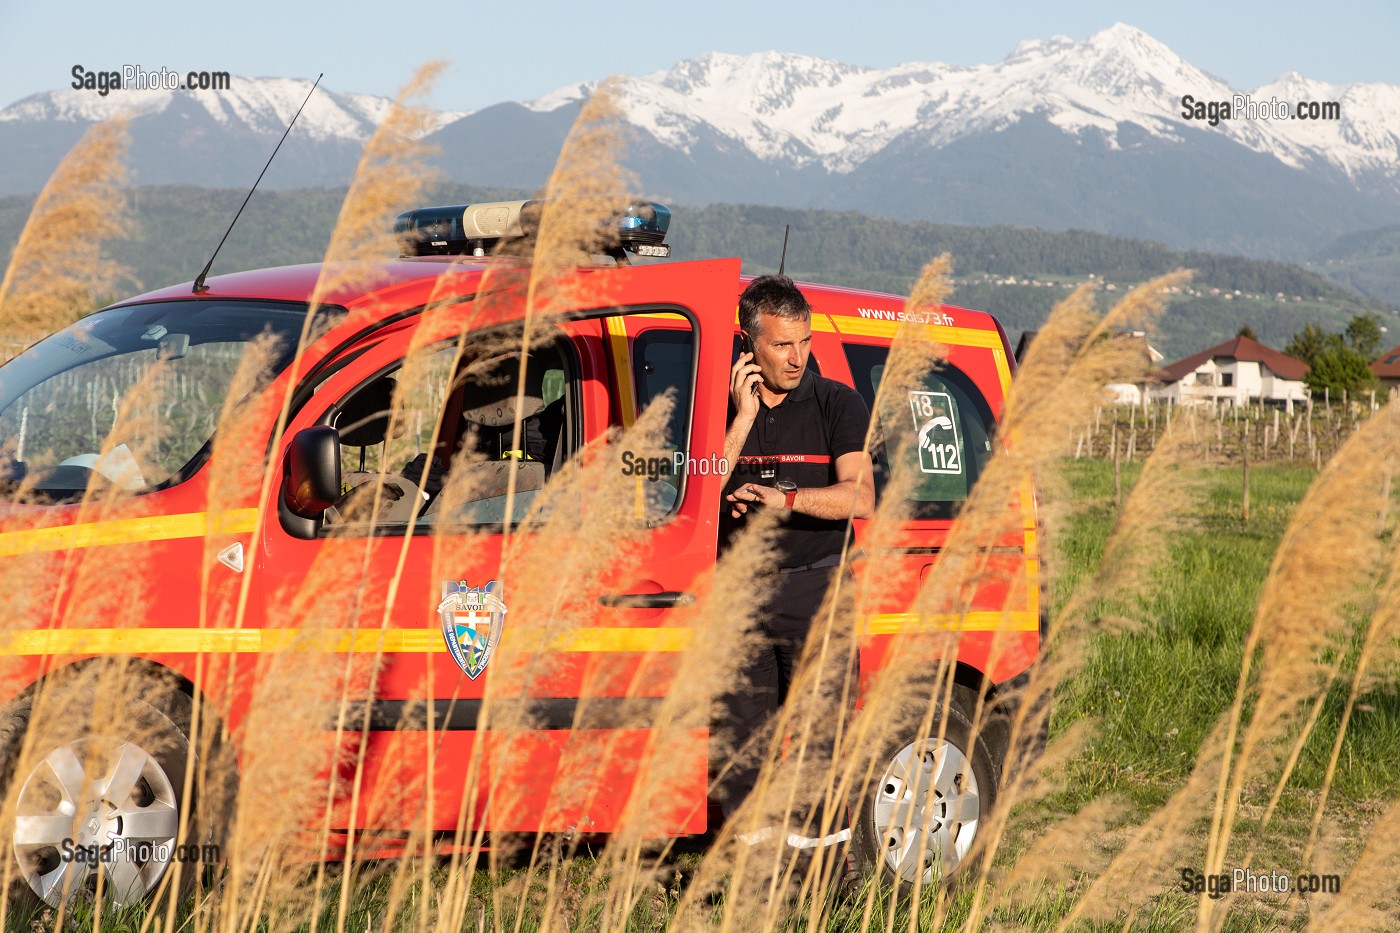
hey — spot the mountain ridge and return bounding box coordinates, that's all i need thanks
[1,184,1389,359]
[3,25,1399,293]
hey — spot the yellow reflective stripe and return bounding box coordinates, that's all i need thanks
[553,627,691,652]
[3,629,264,655]
[5,615,1044,651]
[829,319,1004,348]
[1025,556,1041,615]
[0,508,260,558]
[992,345,1012,394]
[0,626,693,656]
[862,611,1039,635]
[604,316,636,429]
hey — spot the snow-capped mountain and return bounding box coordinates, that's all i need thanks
[0,77,467,195]
[527,24,1400,183]
[0,77,466,140]
[3,24,1399,262]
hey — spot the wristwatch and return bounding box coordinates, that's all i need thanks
[776,480,797,510]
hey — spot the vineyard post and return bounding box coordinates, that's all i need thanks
[1112,419,1121,506]
[1241,420,1250,524]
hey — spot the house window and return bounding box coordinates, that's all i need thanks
[1222,373,1234,387]
[1197,372,1215,387]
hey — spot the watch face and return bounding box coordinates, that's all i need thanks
[776,480,796,493]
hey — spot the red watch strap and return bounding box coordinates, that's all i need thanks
[784,488,798,509]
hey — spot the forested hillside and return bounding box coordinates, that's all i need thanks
[1,187,1391,359]
[1310,225,1400,310]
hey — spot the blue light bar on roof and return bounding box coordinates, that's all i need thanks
[395,200,672,258]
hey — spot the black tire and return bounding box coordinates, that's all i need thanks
[0,674,229,914]
[850,685,1001,891]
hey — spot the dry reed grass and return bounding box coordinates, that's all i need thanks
[0,120,132,335]
[1193,400,1400,933]
[9,56,1400,933]
[188,62,450,933]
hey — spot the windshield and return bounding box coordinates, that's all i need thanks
[0,299,315,502]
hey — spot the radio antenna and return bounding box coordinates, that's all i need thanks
[778,224,790,277]
[193,73,323,294]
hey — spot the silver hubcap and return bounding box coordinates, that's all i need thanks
[13,738,181,907]
[872,737,980,885]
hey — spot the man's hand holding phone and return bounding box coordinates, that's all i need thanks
[723,332,763,486]
[730,338,762,421]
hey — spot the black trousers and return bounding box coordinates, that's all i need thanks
[713,564,857,839]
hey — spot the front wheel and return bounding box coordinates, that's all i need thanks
[851,689,1000,889]
[1,680,221,912]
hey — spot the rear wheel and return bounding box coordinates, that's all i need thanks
[851,688,1000,889]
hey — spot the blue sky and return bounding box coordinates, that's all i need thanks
[1,0,1396,110]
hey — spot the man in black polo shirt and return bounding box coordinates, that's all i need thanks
[716,274,874,860]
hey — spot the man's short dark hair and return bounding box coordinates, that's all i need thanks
[738,275,811,337]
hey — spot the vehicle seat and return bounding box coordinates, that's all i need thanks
[427,355,557,522]
[327,375,425,524]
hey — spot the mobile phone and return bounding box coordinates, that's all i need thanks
[739,332,759,394]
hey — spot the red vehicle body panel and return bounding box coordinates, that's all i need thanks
[0,253,1037,840]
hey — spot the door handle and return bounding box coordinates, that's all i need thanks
[597,591,696,608]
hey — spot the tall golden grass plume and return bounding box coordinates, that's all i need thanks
[982,429,1209,927]
[494,399,703,928]
[665,256,954,929]
[196,64,449,929]
[664,514,790,933]
[310,61,444,321]
[0,333,283,930]
[492,411,740,933]
[1061,409,1209,626]
[0,119,132,336]
[1200,399,1400,921]
[526,78,636,311]
[1313,786,1400,931]
[1297,467,1400,890]
[989,423,1209,923]
[907,273,1190,927]
[419,385,681,930]
[343,328,496,875]
[579,440,778,933]
[1046,720,1229,931]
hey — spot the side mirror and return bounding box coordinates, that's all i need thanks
[279,426,341,538]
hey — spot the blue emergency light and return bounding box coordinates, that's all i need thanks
[395,200,671,259]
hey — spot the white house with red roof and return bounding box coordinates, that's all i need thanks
[1149,335,1309,409]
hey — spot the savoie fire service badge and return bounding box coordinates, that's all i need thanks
[438,580,506,679]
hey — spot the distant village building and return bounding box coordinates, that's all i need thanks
[1372,345,1400,398]
[1103,332,1164,405]
[1016,329,1165,405]
[1150,336,1309,410]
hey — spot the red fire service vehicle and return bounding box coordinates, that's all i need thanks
[0,200,1039,908]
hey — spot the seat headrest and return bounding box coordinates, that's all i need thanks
[337,376,398,447]
[460,356,547,427]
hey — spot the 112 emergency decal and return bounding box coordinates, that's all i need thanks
[909,390,962,475]
[438,580,506,679]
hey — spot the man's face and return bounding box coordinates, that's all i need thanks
[751,311,812,392]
